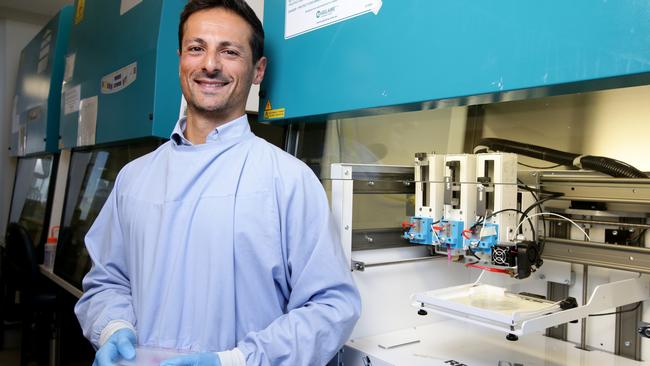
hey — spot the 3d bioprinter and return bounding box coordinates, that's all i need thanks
[259,1,650,365]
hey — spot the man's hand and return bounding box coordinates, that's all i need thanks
[160,352,221,366]
[93,328,136,366]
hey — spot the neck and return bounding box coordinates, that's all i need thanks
[185,109,243,144]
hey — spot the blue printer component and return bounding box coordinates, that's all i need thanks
[437,220,465,253]
[475,223,500,253]
[10,6,72,156]
[403,216,437,245]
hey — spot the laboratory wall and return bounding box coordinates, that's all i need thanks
[482,84,650,171]
[0,16,46,238]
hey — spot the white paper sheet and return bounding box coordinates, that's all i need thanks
[285,0,383,39]
[77,96,98,146]
[64,53,76,82]
[64,85,81,115]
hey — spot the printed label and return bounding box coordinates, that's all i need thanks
[75,0,85,24]
[101,62,137,94]
[77,96,98,146]
[263,108,286,120]
[64,85,81,115]
[285,0,383,39]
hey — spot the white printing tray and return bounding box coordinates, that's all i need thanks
[412,276,650,336]
[413,283,560,326]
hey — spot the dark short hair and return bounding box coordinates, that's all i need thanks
[178,0,264,64]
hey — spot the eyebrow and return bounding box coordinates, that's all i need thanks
[183,38,245,51]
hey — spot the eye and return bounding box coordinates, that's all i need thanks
[187,46,204,54]
[222,49,240,57]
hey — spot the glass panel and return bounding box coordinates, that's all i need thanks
[296,85,650,258]
[8,154,55,247]
[54,140,162,289]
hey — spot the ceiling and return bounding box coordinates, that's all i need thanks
[0,0,73,18]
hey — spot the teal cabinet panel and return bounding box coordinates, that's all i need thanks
[260,1,650,121]
[10,6,73,156]
[60,0,186,148]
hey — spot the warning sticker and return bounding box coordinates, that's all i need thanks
[75,0,85,24]
[264,108,286,120]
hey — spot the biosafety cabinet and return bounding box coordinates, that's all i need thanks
[59,0,187,148]
[6,5,72,261]
[59,0,264,148]
[9,6,72,156]
[259,0,650,121]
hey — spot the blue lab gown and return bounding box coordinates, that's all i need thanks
[75,115,361,365]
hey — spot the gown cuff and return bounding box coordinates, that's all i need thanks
[216,348,246,366]
[99,319,136,346]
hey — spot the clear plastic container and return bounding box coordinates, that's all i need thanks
[116,347,190,366]
[43,241,56,270]
[43,225,59,270]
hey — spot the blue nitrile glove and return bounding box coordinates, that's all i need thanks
[93,328,136,366]
[160,352,221,366]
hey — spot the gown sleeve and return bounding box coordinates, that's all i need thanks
[74,173,137,348]
[236,165,361,365]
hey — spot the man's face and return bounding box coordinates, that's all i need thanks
[179,8,266,121]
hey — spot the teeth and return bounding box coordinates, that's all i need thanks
[197,81,227,87]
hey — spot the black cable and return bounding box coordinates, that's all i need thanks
[518,161,563,170]
[476,138,649,178]
[588,302,642,317]
[518,193,564,228]
[465,245,481,260]
[518,179,547,255]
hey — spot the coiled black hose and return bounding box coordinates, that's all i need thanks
[475,138,648,179]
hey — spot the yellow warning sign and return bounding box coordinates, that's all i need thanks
[264,100,272,111]
[75,0,85,24]
[264,108,286,120]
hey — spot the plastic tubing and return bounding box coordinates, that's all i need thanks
[475,138,647,178]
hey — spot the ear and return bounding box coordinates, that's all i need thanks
[252,56,267,85]
[177,49,181,77]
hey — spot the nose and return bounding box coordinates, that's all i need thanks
[203,51,222,73]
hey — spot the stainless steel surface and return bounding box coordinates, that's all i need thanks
[352,179,414,194]
[541,175,650,184]
[615,302,643,360]
[546,282,569,341]
[540,173,650,204]
[579,264,589,351]
[351,256,440,272]
[540,237,650,274]
[351,228,411,251]
[39,265,82,298]
[544,217,650,229]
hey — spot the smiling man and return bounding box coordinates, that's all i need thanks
[74,1,361,365]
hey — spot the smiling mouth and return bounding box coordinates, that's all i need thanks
[195,79,230,91]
